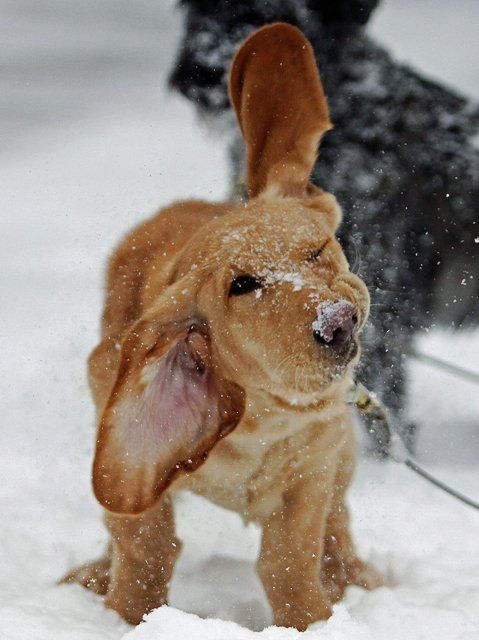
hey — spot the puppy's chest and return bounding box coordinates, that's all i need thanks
[173,398,350,519]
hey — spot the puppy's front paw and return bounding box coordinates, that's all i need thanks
[60,558,110,595]
[322,553,384,603]
[347,558,384,591]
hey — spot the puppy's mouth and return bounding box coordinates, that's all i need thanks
[287,338,359,397]
[327,337,358,373]
[312,336,359,381]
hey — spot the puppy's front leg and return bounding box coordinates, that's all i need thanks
[322,446,384,601]
[256,472,335,630]
[104,494,181,625]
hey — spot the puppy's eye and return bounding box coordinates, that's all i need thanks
[229,275,262,296]
[307,243,328,262]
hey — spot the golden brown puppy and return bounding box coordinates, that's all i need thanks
[64,23,382,630]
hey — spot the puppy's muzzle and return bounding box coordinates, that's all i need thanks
[312,300,358,348]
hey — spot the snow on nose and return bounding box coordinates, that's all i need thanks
[312,300,358,347]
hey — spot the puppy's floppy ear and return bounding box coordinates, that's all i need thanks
[229,22,332,199]
[92,286,245,515]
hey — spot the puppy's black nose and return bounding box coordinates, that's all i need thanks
[313,300,358,348]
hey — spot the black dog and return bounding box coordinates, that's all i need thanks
[170,0,479,452]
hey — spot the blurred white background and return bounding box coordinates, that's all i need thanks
[1,2,478,639]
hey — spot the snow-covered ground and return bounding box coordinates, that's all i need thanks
[1,1,478,638]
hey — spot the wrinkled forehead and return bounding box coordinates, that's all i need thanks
[220,206,330,266]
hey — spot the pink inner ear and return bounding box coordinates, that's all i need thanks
[139,338,218,454]
[98,332,223,512]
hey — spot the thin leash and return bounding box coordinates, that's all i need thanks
[347,380,479,511]
[410,348,479,385]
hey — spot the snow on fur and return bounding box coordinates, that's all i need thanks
[312,301,354,341]
[1,2,479,639]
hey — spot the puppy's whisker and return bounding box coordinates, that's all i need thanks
[274,353,299,383]
[300,367,311,394]
[294,364,303,396]
[349,235,362,276]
